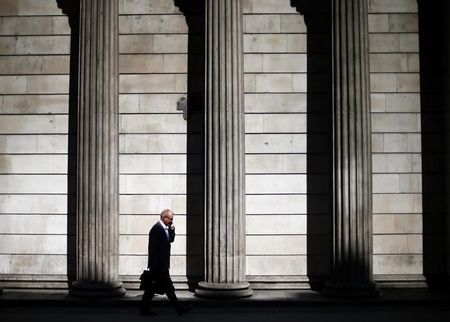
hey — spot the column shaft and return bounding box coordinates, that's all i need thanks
[195,0,252,298]
[69,0,124,298]
[324,0,378,298]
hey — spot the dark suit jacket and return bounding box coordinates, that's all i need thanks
[147,221,175,275]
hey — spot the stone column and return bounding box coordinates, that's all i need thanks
[323,0,379,298]
[195,0,252,298]
[69,0,125,298]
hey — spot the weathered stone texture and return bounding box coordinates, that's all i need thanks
[372,114,420,132]
[0,155,67,174]
[369,6,422,282]
[119,195,191,215]
[0,235,67,254]
[247,256,307,275]
[0,1,71,282]
[373,255,423,274]
[0,214,67,234]
[246,215,306,234]
[0,255,67,275]
[245,93,306,112]
[120,134,188,153]
[245,15,281,33]
[0,135,68,154]
[119,0,180,14]
[368,14,389,32]
[1,95,68,114]
[120,114,186,133]
[247,175,306,193]
[246,114,306,133]
[373,153,421,173]
[0,115,67,134]
[0,16,70,35]
[373,194,422,214]
[120,74,186,93]
[119,174,189,194]
[245,134,306,153]
[120,15,187,34]
[389,14,418,32]
[26,75,69,94]
[246,195,306,214]
[0,195,67,214]
[120,154,185,174]
[246,236,306,255]
[0,175,67,193]
[374,214,422,234]
[369,1,422,281]
[0,0,427,287]
[369,0,418,13]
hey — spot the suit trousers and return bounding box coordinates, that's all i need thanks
[140,272,179,310]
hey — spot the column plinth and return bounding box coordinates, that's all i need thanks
[196,282,252,298]
[323,0,379,298]
[194,0,251,298]
[69,0,124,298]
[70,281,125,298]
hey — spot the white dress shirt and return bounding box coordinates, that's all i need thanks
[159,219,169,240]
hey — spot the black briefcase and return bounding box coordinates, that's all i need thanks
[139,270,167,295]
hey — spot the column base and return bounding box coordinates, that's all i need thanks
[322,281,379,299]
[195,281,253,298]
[69,281,126,298]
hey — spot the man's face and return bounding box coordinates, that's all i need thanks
[162,212,174,226]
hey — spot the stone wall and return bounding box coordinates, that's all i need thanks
[0,0,429,289]
[0,0,71,287]
[243,0,307,277]
[368,0,424,283]
[116,0,200,285]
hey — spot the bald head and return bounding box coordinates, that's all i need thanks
[160,209,174,226]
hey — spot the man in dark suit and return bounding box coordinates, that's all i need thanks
[139,209,192,316]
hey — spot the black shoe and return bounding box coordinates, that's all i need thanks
[139,307,157,316]
[176,304,194,316]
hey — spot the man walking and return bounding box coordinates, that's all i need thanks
[139,209,192,316]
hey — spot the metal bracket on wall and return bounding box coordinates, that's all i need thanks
[177,97,188,120]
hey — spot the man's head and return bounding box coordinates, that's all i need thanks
[160,209,174,227]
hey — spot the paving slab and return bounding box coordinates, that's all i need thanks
[0,288,449,308]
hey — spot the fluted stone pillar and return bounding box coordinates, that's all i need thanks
[323,0,379,298]
[69,0,125,298]
[195,0,252,298]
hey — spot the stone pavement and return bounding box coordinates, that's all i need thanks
[0,289,449,322]
[0,288,449,306]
